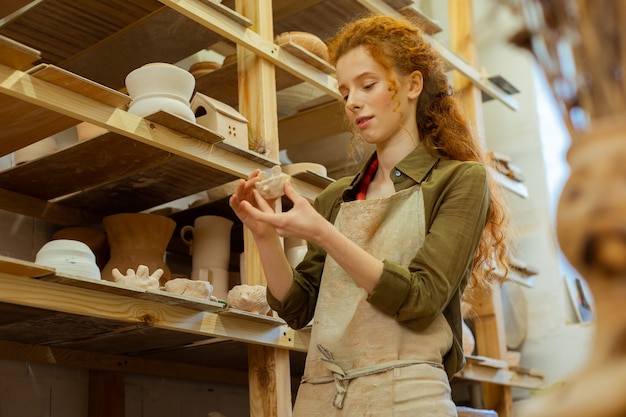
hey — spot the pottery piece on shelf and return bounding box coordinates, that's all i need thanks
[275,31,329,61]
[255,165,289,199]
[111,264,161,290]
[35,239,101,280]
[101,212,176,286]
[125,62,196,123]
[462,320,475,355]
[286,245,308,269]
[180,215,233,300]
[188,61,221,78]
[164,277,215,301]
[52,226,109,269]
[226,284,270,315]
[282,162,328,177]
[191,92,248,149]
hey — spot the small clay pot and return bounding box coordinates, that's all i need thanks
[189,61,222,78]
[275,31,329,61]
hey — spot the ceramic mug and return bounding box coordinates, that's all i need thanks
[181,215,233,298]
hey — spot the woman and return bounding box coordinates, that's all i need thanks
[230,14,511,417]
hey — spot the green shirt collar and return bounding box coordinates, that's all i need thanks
[349,145,442,189]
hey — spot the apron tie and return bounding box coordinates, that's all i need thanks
[302,344,445,409]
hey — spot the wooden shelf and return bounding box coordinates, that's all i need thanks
[456,355,544,390]
[0,256,310,353]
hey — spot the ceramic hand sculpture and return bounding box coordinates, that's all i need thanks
[255,165,289,200]
[112,264,162,290]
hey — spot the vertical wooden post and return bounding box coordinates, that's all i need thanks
[448,1,512,416]
[88,370,125,417]
[234,1,292,417]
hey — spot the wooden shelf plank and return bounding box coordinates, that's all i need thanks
[0,256,54,278]
[39,272,225,313]
[0,260,310,351]
[29,64,130,108]
[0,34,40,70]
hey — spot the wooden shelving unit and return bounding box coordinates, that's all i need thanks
[0,1,530,416]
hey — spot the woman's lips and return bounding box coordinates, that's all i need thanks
[356,115,373,129]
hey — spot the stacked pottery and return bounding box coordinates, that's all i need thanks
[125,63,196,123]
[36,239,101,280]
[180,215,233,300]
[101,213,176,286]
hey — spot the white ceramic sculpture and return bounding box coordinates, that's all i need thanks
[125,63,196,122]
[35,239,101,280]
[255,165,289,200]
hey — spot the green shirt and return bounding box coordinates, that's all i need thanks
[267,145,490,379]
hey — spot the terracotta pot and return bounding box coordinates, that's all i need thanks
[275,31,329,61]
[101,213,176,286]
[53,226,109,269]
[125,63,196,122]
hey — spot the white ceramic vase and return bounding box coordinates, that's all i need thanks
[36,239,101,280]
[125,63,196,122]
[180,215,234,300]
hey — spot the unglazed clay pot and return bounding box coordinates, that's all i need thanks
[275,31,329,61]
[101,213,176,286]
[52,226,109,269]
[180,215,233,300]
[125,63,196,122]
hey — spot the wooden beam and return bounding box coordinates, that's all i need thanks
[158,0,340,99]
[235,0,294,416]
[448,0,485,142]
[89,370,125,417]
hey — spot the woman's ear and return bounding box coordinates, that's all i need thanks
[408,70,423,99]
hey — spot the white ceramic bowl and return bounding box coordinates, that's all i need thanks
[36,239,101,280]
[125,63,196,122]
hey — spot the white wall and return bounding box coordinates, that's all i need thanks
[425,0,594,394]
[472,0,594,391]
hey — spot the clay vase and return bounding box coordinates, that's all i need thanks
[125,63,196,122]
[101,213,176,286]
[180,215,233,300]
[52,226,109,269]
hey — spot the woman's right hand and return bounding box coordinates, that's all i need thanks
[229,169,278,239]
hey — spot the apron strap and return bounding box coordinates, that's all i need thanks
[302,344,445,409]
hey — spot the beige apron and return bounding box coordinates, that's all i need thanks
[294,185,457,417]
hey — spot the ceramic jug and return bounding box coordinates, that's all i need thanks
[180,215,233,300]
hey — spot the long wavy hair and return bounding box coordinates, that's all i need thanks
[327,15,513,292]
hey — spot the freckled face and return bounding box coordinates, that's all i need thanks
[336,46,416,147]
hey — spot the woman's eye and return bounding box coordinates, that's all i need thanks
[364,82,376,90]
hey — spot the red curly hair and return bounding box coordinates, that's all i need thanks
[327,15,512,292]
